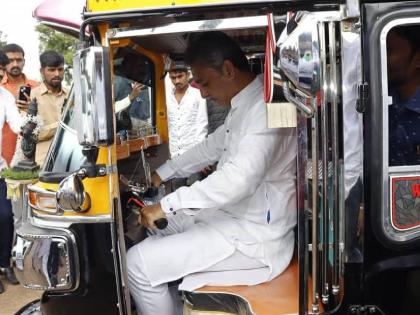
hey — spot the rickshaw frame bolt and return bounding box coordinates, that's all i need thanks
[98,167,107,176]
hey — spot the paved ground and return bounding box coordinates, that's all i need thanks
[0,277,42,315]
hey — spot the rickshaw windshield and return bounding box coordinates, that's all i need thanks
[42,87,86,174]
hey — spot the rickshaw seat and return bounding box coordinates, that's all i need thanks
[187,255,300,315]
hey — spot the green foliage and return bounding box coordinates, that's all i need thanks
[35,24,78,85]
[0,31,8,48]
[0,168,39,180]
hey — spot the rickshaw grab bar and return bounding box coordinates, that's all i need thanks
[283,82,315,118]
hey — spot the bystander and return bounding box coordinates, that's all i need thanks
[30,50,68,165]
[0,50,21,294]
[1,44,38,166]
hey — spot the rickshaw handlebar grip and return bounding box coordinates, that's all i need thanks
[154,218,168,230]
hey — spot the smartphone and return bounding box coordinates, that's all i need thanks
[18,86,31,101]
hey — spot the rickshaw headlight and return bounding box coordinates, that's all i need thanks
[56,173,91,213]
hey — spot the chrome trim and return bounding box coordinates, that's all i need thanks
[342,0,360,18]
[56,173,91,213]
[311,99,320,313]
[73,46,113,146]
[389,173,420,233]
[108,146,115,221]
[27,184,61,214]
[31,212,113,224]
[380,18,420,243]
[108,15,267,39]
[318,21,330,306]
[389,165,420,173]
[12,224,79,292]
[296,114,309,314]
[283,82,314,117]
[328,20,340,295]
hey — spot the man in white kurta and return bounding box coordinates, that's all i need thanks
[166,60,208,158]
[127,32,297,315]
[0,78,22,292]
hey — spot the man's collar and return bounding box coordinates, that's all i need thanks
[39,82,68,96]
[392,87,420,114]
[1,73,27,84]
[404,88,420,114]
[171,84,190,96]
[1,73,39,89]
[230,75,261,110]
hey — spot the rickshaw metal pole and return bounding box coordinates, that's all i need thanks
[311,103,320,313]
[283,82,315,118]
[318,21,330,305]
[328,20,341,296]
[297,114,309,315]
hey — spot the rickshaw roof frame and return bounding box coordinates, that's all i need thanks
[106,15,268,41]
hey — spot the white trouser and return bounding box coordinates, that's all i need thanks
[126,212,266,315]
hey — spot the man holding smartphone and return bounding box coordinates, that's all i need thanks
[1,43,38,166]
[30,50,68,165]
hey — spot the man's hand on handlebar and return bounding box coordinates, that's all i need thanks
[138,203,167,229]
[151,171,162,187]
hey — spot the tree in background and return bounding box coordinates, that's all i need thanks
[36,24,77,85]
[0,31,8,48]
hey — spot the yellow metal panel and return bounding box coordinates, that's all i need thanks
[87,0,244,12]
[34,147,112,217]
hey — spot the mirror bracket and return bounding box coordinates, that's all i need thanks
[78,146,107,179]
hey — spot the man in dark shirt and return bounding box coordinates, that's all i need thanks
[387,25,420,166]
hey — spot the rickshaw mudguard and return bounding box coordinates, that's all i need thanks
[13,222,121,315]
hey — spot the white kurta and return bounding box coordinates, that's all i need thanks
[166,85,208,157]
[157,76,297,285]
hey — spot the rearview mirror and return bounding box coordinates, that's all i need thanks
[73,46,114,146]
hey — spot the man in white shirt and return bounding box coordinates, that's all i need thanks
[0,51,22,293]
[166,60,208,189]
[127,32,297,315]
[166,59,208,158]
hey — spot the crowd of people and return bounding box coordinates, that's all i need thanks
[0,44,67,294]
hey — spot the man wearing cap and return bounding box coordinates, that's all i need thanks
[166,60,208,188]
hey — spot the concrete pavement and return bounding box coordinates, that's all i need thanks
[0,278,42,315]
